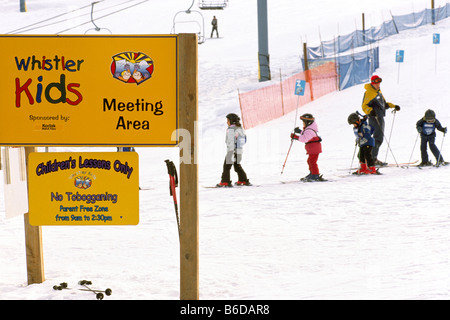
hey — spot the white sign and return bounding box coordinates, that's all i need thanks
[2,147,29,219]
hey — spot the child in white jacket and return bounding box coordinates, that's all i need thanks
[217,113,251,187]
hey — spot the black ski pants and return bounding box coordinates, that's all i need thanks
[368,115,384,161]
[420,134,444,162]
[221,151,248,183]
[211,26,219,38]
[358,145,375,167]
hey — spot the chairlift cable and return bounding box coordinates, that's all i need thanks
[56,0,149,34]
[5,1,104,34]
[5,0,144,35]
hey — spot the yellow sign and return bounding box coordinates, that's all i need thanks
[0,35,178,146]
[28,152,139,226]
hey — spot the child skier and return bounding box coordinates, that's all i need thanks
[347,112,378,174]
[416,109,447,166]
[217,113,251,187]
[290,113,323,181]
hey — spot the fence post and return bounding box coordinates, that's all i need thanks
[390,11,399,34]
[362,13,366,44]
[237,89,247,129]
[431,0,435,25]
[279,69,285,115]
[303,43,314,101]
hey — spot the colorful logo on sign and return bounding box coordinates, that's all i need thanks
[110,52,154,85]
[74,176,92,189]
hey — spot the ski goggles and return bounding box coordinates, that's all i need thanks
[371,77,382,84]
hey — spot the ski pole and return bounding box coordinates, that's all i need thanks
[281,95,301,175]
[407,132,419,168]
[349,143,357,175]
[436,132,446,167]
[281,139,294,174]
[165,159,180,241]
[374,116,399,167]
[383,110,396,163]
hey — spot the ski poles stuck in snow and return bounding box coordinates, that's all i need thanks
[165,159,181,241]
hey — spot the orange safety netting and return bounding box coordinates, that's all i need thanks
[239,62,338,129]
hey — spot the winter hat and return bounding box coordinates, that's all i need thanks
[300,113,315,126]
[424,109,436,121]
[371,75,382,84]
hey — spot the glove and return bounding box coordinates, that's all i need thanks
[443,127,448,134]
[394,105,401,111]
[417,127,423,133]
[294,127,302,134]
[290,133,298,140]
[369,109,376,116]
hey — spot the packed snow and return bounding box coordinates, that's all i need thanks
[1,0,450,300]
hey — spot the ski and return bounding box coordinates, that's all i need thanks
[338,161,418,171]
[203,184,259,189]
[339,169,383,177]
[411,161,449,169]
[385,160,418,167]
[203,185,234,189]
[282,174,328,183]
[139,187,154,191]
[435,161,450,167]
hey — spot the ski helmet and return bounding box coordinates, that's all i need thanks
[226,113,240,124]
[371,75,382,84]
[424,109,436,121]
[300,113,314,126]
[347,113,360,125]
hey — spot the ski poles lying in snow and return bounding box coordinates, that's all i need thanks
[165,159,180,241]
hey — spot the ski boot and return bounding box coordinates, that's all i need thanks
[235,180,252,186]
[216,181,233,188]
[418,161,432,167]
[353,163,367,175]
[300,173,312,181]
[374,159,388,167]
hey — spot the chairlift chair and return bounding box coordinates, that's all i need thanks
[198,0,229,10]
[171,0,206,44]
[84,1,112,34]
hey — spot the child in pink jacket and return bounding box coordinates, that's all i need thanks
[290,113,323,181]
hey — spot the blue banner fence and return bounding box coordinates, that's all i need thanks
[303,3,450,90]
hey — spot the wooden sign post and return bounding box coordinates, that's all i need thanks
[24,147,45,285]
[178,34,199,300]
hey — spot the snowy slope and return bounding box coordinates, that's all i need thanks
[1,0,450,300]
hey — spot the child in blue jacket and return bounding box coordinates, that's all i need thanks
[416,109,447,166]
[347,112,378,174]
